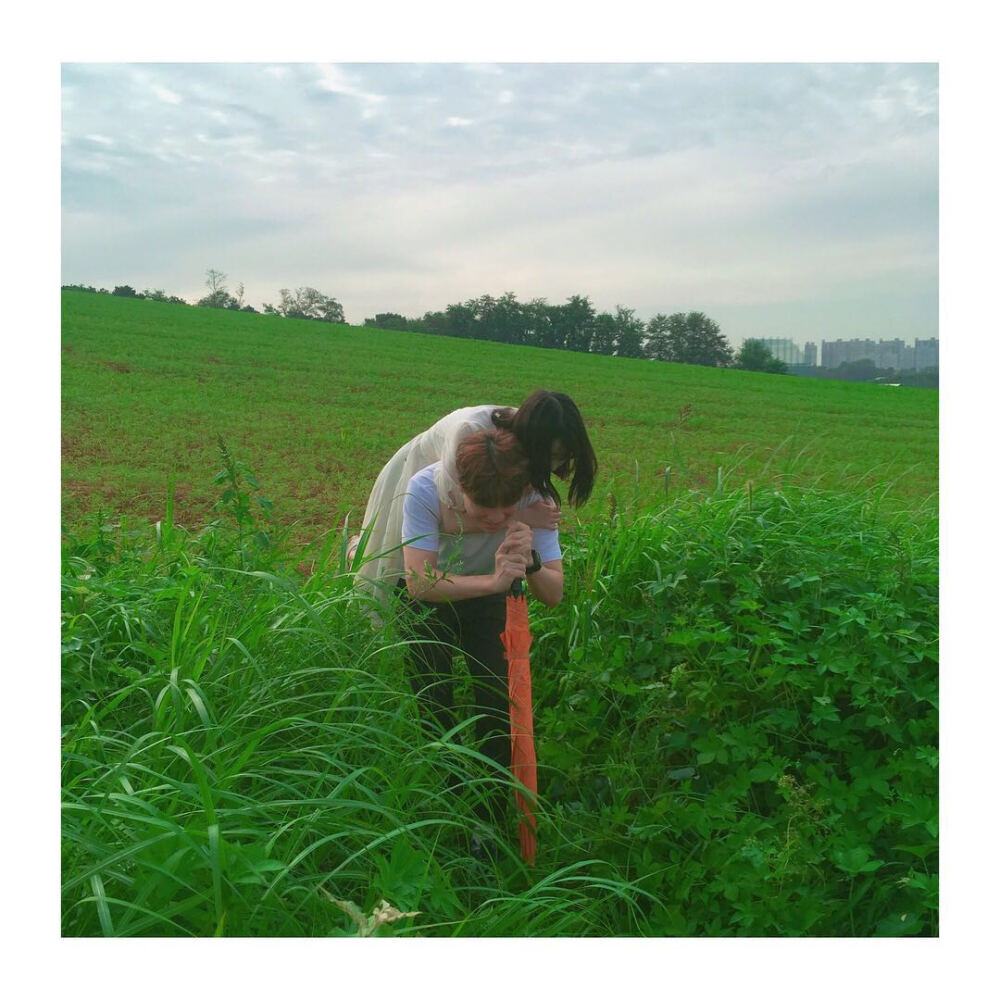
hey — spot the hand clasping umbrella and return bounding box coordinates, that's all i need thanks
[500,578,538,865]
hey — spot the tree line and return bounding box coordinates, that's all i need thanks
[64,277,769,369]
[362,293,777,370]
[62,269,345,324]
[67,273,938,384]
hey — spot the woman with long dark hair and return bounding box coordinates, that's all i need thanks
[394,427,562,852]
[352,389,597,599]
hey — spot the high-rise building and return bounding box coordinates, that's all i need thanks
[757,338,802,364]
[820,338,933,370]
[914,338,939,370]
[875,339,908,370]
[821,339,869,369]
[755,337,937,373]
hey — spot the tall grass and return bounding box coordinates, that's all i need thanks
[62,459,937,936]
[62,489,649,936]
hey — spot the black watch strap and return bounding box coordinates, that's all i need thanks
[526,549,543,575]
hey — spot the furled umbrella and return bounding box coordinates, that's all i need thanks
[500,578,538,865]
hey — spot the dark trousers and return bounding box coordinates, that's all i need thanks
[397,582,510,825]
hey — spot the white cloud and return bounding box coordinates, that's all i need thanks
[60,62,938,341]
[314,63,386,116]
[151,84,181,105]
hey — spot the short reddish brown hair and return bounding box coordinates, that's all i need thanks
[455,429,530,508]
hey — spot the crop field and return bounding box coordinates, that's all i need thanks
[62,292,937,543]
[61,291,938,937]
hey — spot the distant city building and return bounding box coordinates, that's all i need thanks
[757,338,802,364]
[874,339,908,370]
[819,337,938,371]
[803,342,818,367]
[914,338,939,370]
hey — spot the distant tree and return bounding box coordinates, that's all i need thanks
[198,268,239,309]
[494,292,528,345]
[474,291,525,345]
[444,301,477,338]
[272,287,345,323]
[643,313,671,361]
[419,310,449,335]
[897,367,938,389]
[205,269,227,296]
[590,312,617,355]
[560,295,596,353]
[112,285,138,298]
[734,338,788,374]
[469,294,497,341]
[62,283,99,294]
[199,289,237,309]
[653,311,733,367]
[142,288,170,302]
[524,298,556,349]
[835,359,880,381]
[365,312,410,330]
[613,305,645,358]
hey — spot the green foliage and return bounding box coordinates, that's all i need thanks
[62,454,656,937]
[613,305,645,358]
[265,287,345,323]
[531,484,937,935]
[734,339,788,374]
[644,311,734,366]
[62,450,937,937]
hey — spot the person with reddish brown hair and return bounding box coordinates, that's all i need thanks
[400,427,563,606]
[351,390,596,603]
[395,429,563,847]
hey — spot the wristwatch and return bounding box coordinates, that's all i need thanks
[526,549,543,575]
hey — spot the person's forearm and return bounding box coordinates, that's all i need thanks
[526,565,563,606]
[404,566,503,602]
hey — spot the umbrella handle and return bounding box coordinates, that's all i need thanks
[510,578,524,597]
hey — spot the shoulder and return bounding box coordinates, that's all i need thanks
[402,465,441,530]
[407,463,438,497]
[460,405,506,430]
[437,405,506,430]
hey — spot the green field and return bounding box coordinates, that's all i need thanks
[62,291,937,539]
[61,291,938,937]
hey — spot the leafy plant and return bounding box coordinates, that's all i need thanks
[62,452,937,936]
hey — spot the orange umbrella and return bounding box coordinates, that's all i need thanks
[500,578,538,865]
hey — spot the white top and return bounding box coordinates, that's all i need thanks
[353,404,512,599]
[402,463,561,575]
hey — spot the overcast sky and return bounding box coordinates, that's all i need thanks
[61,62,938,346]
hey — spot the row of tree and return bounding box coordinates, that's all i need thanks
[62,270,346,325]
[362,293,771,369]
[63,283,193,306]
[808,359,939,389]
[72,275,879,376]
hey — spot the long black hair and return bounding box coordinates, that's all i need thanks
[492,389,597,507]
